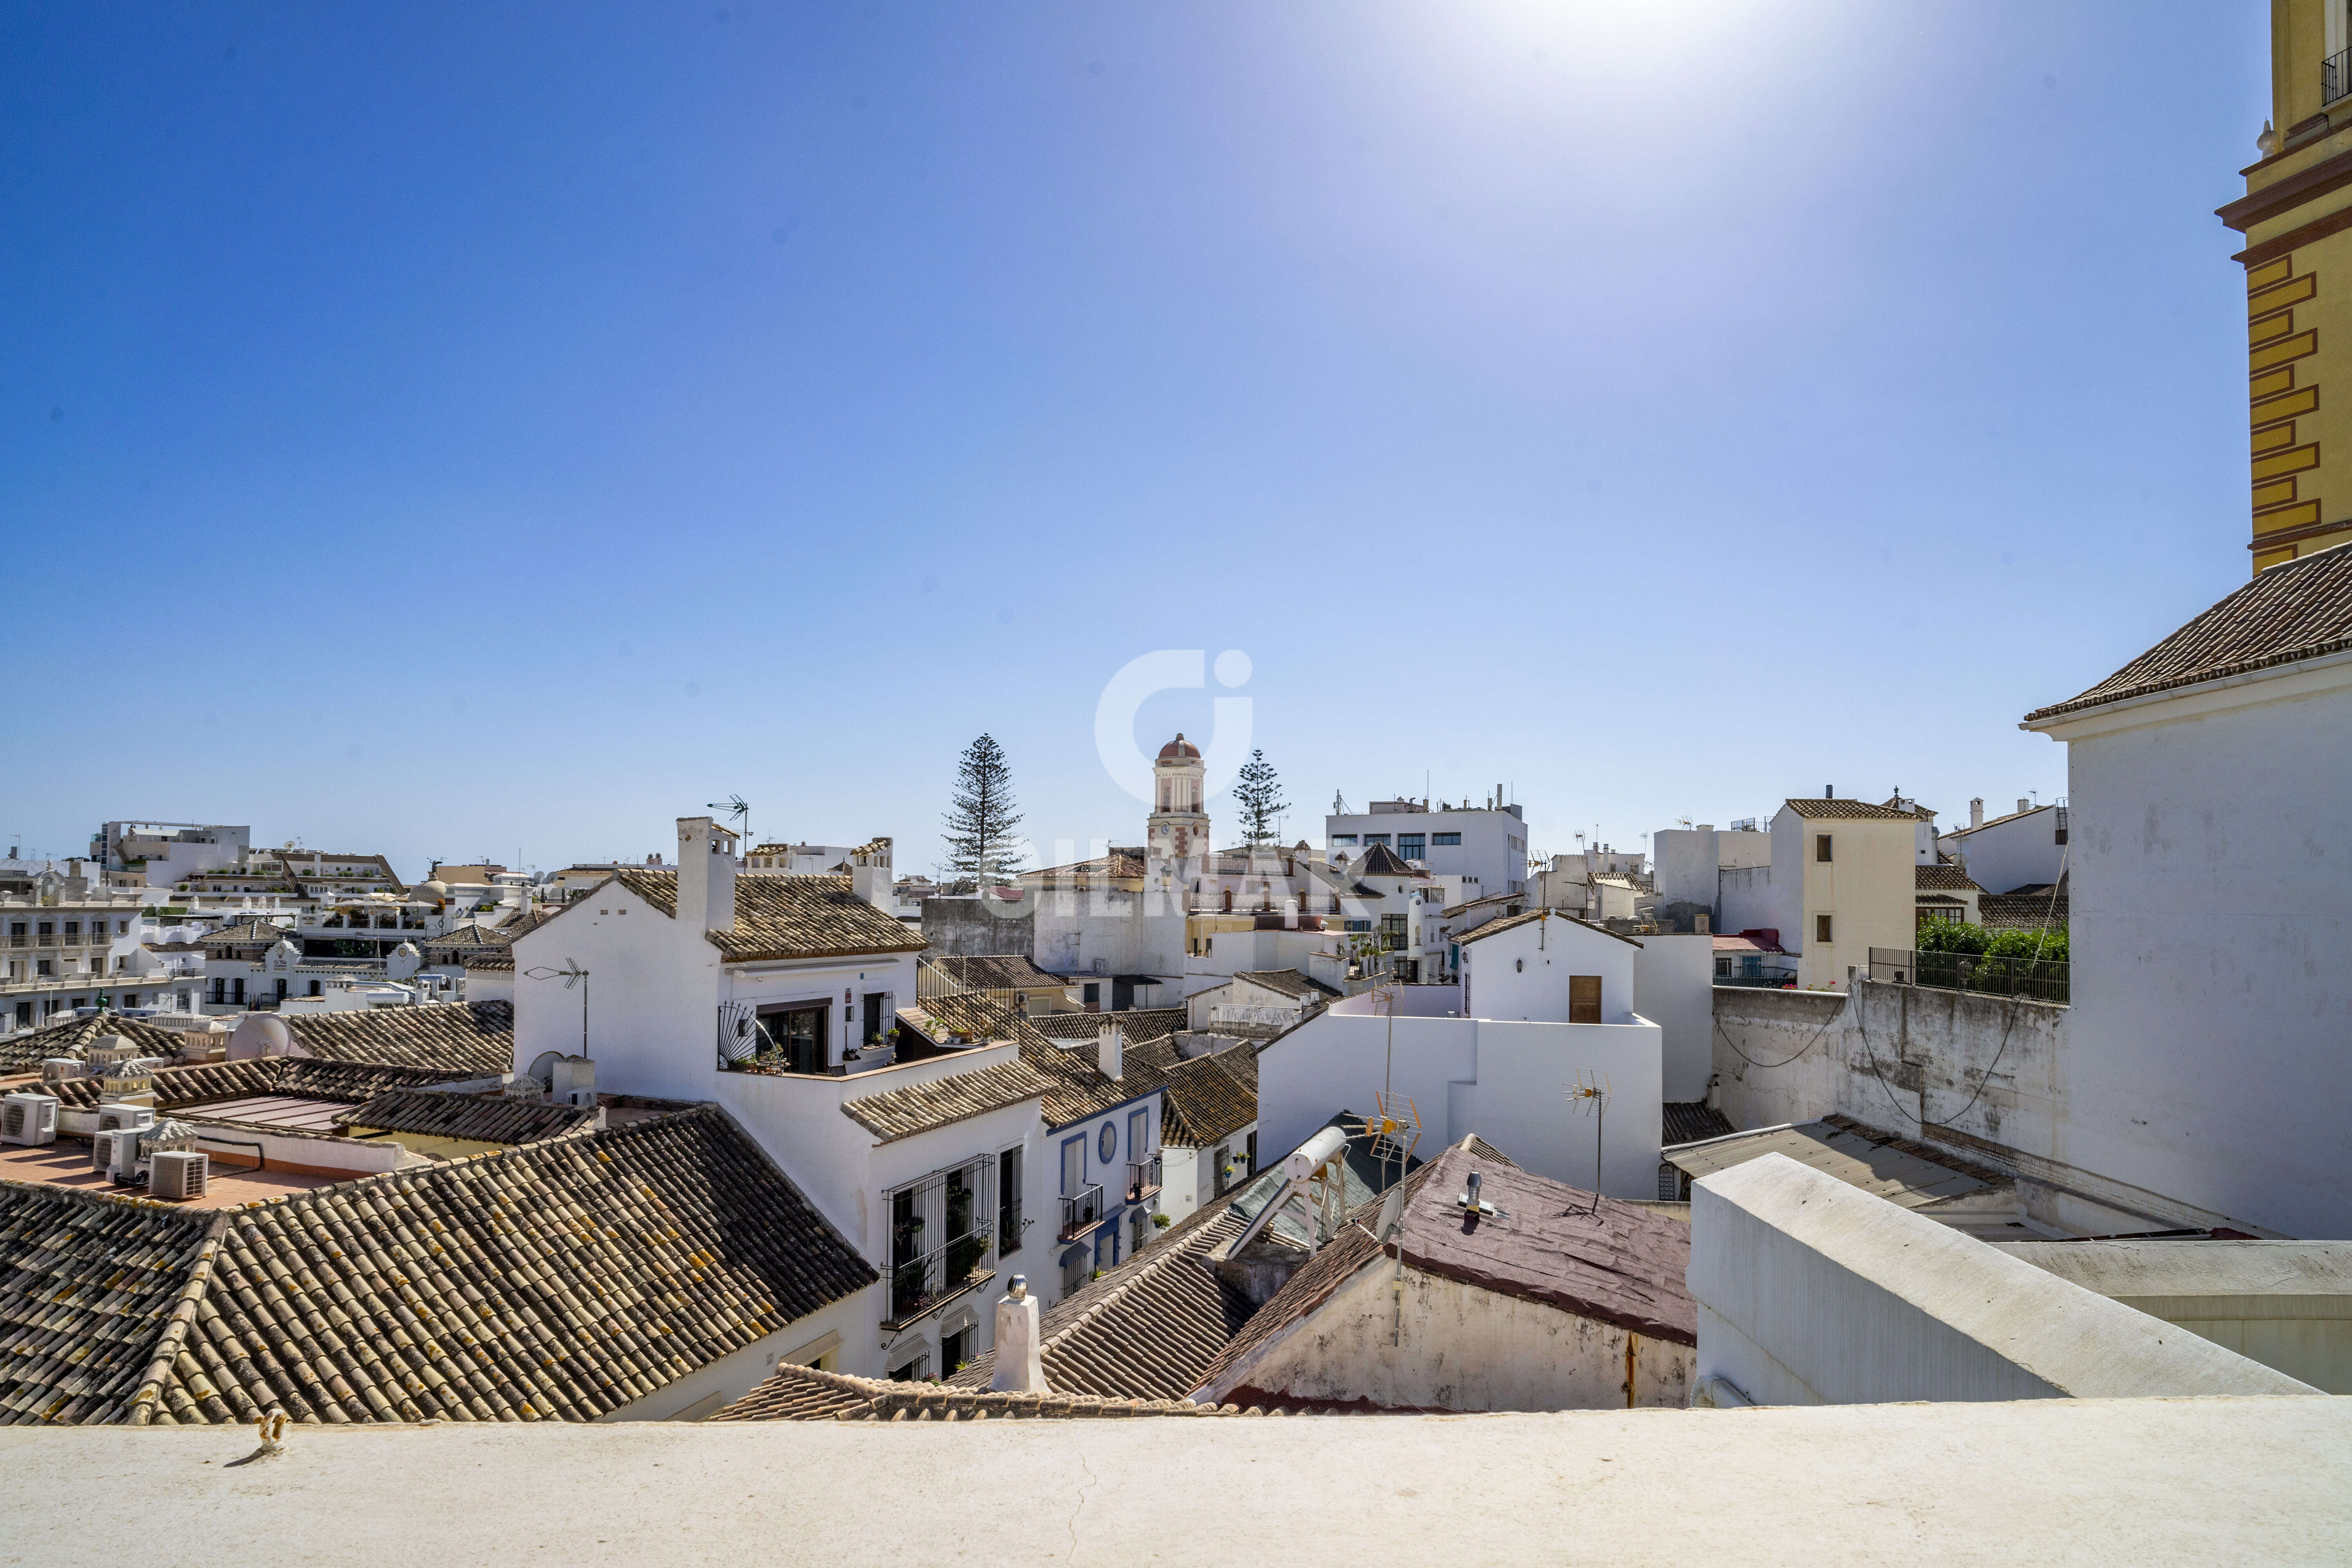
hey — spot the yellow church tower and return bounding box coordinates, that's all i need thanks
[2218,0,2352,571]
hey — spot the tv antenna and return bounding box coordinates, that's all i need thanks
[1354,1090,1423,1193]
[1566,1070,1612,1212]
[524,959,591,1054]
[707,794,751,846]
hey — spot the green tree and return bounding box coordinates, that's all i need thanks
[1231,748,1288,847]
[1916,919,1989,956]
[942,733,1025,884]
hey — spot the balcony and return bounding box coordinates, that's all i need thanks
[2329,46,2352,107]
[1125,1156,1161,1204]
[1059,1182,1107,1242]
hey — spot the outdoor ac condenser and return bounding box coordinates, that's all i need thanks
[148,1150,208,1201]
[96,1104,156,1134]
[0,1093,59,1147]
[91,1127,143,1181]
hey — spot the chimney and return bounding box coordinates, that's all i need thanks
[675,817,737,936]
[1825,785,1835,799]
[2017,798,2031,817]
[1970,798,1984,829]
[1695,913,1710,934]
[850,838,893,909]
[1095,1020,1123,1081]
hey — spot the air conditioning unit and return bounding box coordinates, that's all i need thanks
[92,1127,143,1181]
[40,1058,84,1085]
[1,1093,59,1147]
[96,1104,156,1134]
[149,1150,208,1201]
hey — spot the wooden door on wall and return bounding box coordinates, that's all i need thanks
[1569,975,1602,1024]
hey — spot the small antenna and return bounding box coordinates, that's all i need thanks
[1566,1071,1612,1212]
[707,794,751,847]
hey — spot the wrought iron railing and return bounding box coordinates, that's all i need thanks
[1869,947,2069,1005]
[2327,46,2352,107]
[1126,1156,1161,1203]
[1060,1182,1106,1241]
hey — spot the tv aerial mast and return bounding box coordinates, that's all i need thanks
[1565,1070,1612,1213]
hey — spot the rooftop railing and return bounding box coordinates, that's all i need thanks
[1869,947,2069,1005]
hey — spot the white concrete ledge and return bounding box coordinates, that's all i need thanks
[1690,1153,2321,1403]
[5,1399,2346,1566]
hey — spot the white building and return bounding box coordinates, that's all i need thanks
[90,821,250,885]
[2018,546,2352,1240]
[1,870,168,1032]
[1326,795,1527,898]
[507,814,1180,1378]
[1261,912,1665,1198]
[1938,799,2069,895]
[1717,796,1921,991]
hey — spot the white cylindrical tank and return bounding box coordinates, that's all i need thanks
[1286,1125,1348,1185]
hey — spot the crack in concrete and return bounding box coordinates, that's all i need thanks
[1066,1451,1098,1562]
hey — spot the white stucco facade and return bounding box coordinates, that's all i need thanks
[1258,1007,1662,1197]
[2024,650,2352,1241]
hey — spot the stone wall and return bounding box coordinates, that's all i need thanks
[919,895,1036,960]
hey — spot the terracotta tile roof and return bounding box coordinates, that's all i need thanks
[1942,803,2053,838]
[1161,1050,1257,1147]
[1661,1103,1736,1146]
[120,1106,874,1426]
[42,1056,472,1111]
[1915,864,1984,892]
[0,1185,223,1425]
[1979,893,2069,931]
[1232,969,1340,1001]
[602,870,925,962]
[1024,851,1147,881]
[839,1055,1057,1145]
[1455,907,1644,948]
[198,919,294,947]
[1020,1035,1177,1129]
[0,1013,189,1074]
[946,1191,1259,1399]
[917,954,1068,992]
[333,1090,597,1143]
[279,1001,514,1074]
[1029,1008,1185,1045]
[2026,543,2352,722]
[464,951,515,972]
[1782,797,1919,821]
[713,1361,1288,1421]
[418,923,511,956]
[1352,844,1418,876]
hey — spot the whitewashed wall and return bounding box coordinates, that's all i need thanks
[1259,1011,1662,1196]
[2033,657,2352,1240]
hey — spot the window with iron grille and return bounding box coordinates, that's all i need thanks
[882,1154,998,1326]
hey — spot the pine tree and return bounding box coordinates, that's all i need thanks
[1232,749,1288,847]
[942,733,1025,883]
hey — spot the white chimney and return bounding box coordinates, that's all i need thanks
[1969,798,1985,830]
[1096,1020,1123,1081]
[2018,798,2031,817]
[676,817,737,935]
[850,838,893,909]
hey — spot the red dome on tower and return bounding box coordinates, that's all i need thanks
[1157,733,1201,761]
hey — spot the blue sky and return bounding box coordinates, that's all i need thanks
[5,2,2267,878]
